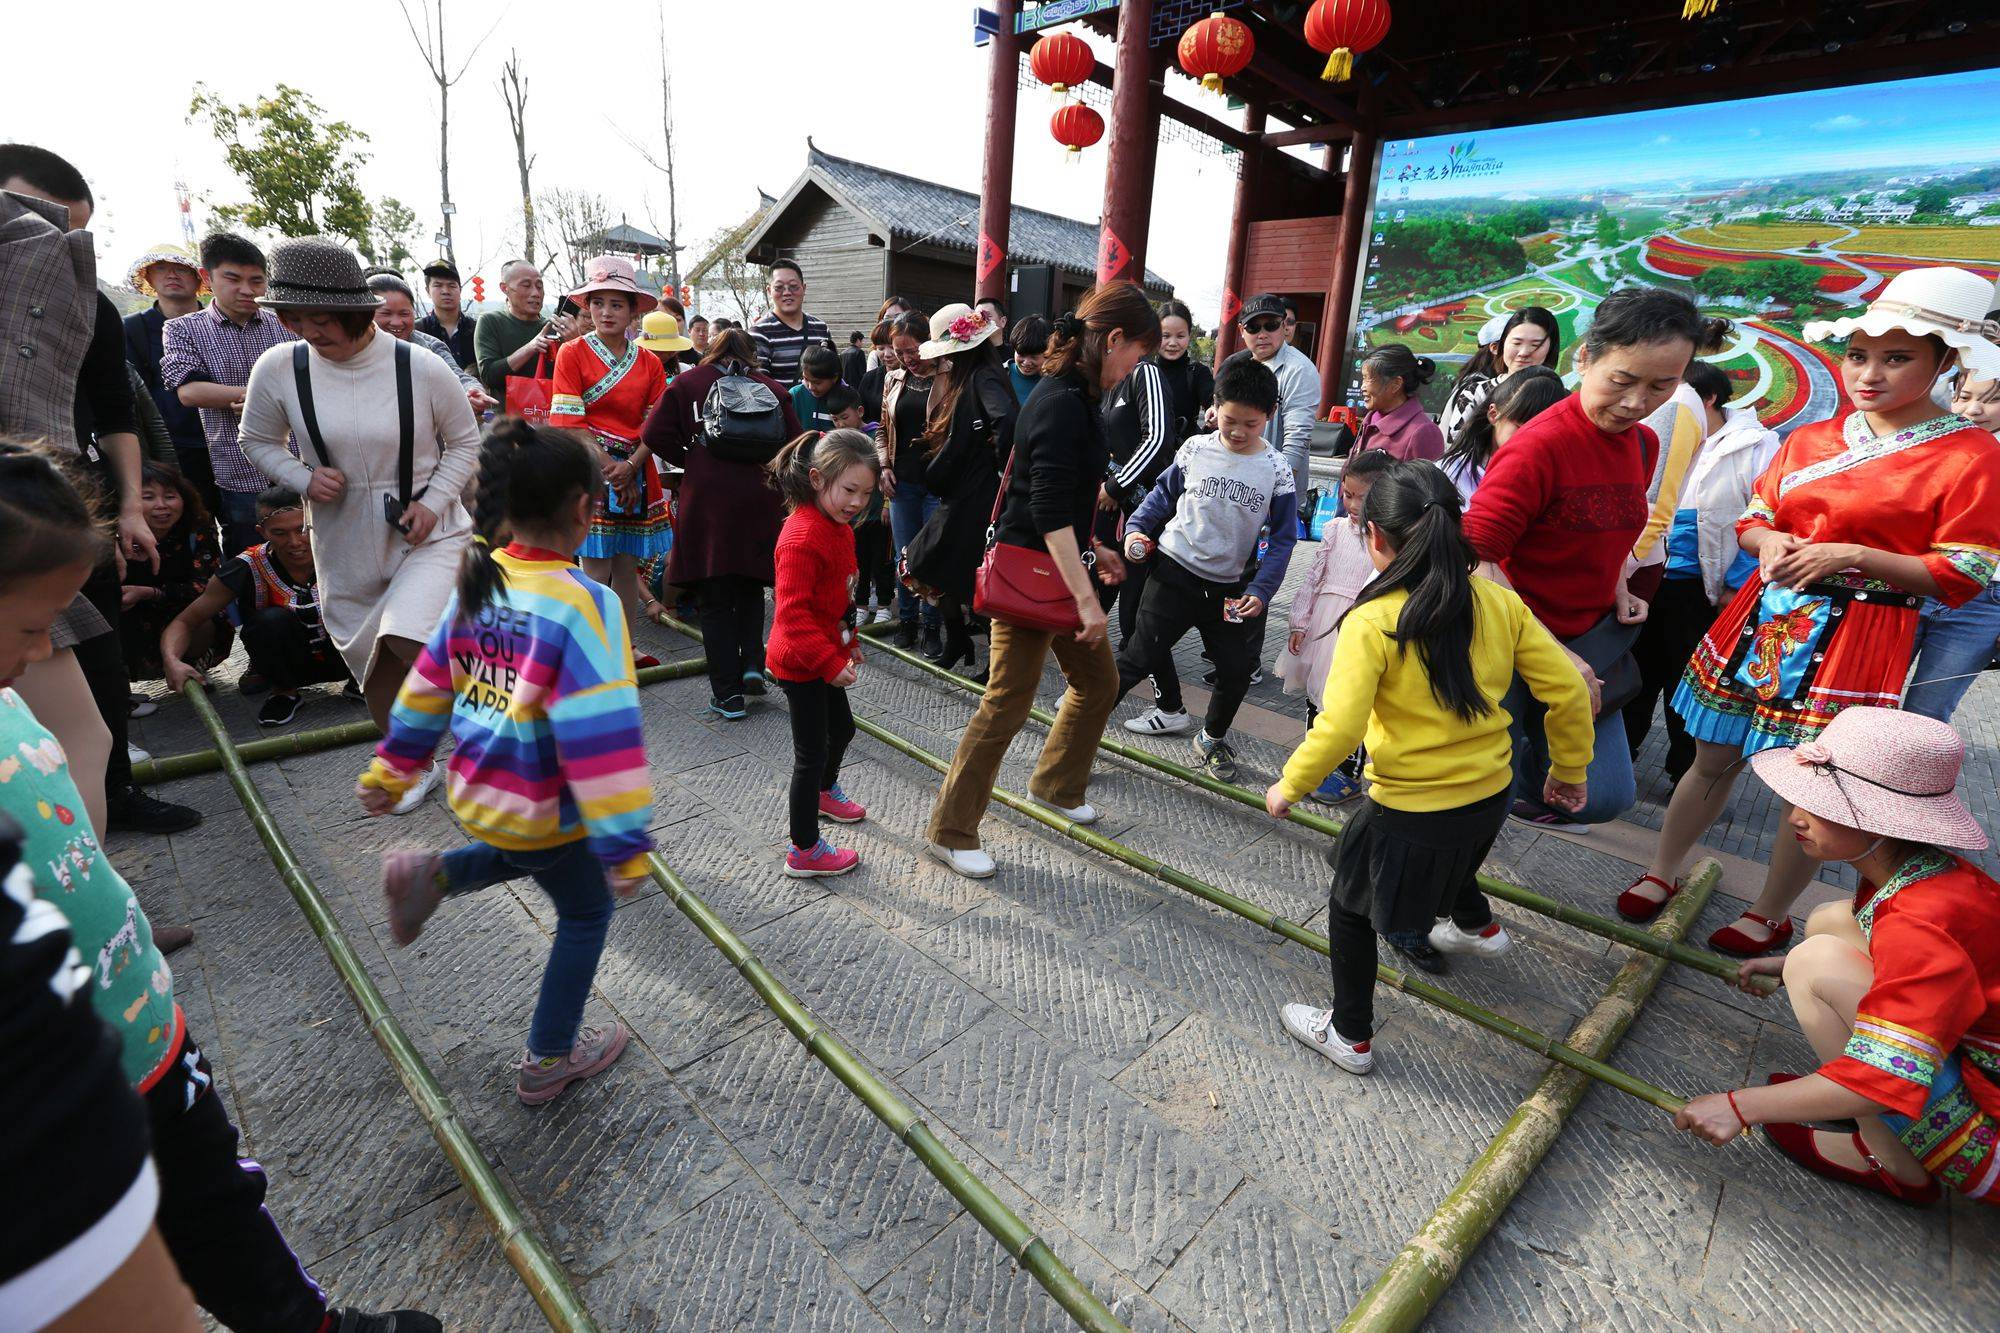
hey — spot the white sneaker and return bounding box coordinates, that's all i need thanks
[1429,919,1514,957]
[927,841,996,879]
[1030,795,1097,825]
[391,761,443,816]
[128,693,159,719]
[872,607,894,626]
[1123,707,1196,736]
[1279,1003,1374,1074]
[127,742,152,764]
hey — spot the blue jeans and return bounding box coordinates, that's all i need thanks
[1504,676,1637,824]
[888,481,941,627]
[440,839,613,1059]
[1904,584,2000,723]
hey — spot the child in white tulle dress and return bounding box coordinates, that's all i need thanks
[1275,450,1393,803]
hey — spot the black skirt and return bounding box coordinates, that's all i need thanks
[1330,788,1510,935]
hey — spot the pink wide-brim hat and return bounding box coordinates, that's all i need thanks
[565,255,657,314]
[1748,706,1988,850]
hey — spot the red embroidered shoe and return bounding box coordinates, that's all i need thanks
[1763,1121,1940,1206]
[1616,873,1679,922]
[1708,911,1795,957]
[633,654,662,670]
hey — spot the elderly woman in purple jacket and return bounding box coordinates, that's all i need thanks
[1354,344,1444,462]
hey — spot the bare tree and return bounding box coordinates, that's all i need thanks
[686,215,767,324]
[606,2,684,288]
[499,49,536,262]
[538,187,614,287]
[395,0,502,264]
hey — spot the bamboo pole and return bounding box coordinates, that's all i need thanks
[852,622,1770,995]
[181,682,599,1333]
[131,657,706,786]
[1339,861,1719,1332]
[645,852,1129,1333]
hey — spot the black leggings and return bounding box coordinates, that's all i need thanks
[1114,557,1259,739]
[854,520,897,605]
[76,565,133,793]
[777,677,854,848]
[1622,574,1718,783]
[695,576,768,702]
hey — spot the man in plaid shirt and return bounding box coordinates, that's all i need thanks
[161,233,296,553]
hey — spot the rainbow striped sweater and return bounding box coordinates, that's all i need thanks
[362,546,655,877]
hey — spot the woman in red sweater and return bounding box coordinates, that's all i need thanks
[1462,288,1730,830]
[766,429,881,878]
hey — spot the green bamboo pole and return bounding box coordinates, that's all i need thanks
[182,682,599,1333]
[852,621,1770,994]
[131,657,706,786]
[645,851,1129,1333]
[1339,861,1720,1332]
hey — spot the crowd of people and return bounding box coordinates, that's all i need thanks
[3,131,1998,1329]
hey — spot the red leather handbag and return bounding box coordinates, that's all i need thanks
[972,442,1082,635]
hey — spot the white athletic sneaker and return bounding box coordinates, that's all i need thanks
[1123,707,1196,736]
[127,742,152,765]
[871,607,894,626]
[1030,795,1097,825]
[1279,1003,1374,1074]
[1429,919,1514,957]
[391,761,443,816]
[928,841,997,879]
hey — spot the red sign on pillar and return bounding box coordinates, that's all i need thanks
[1097,227,1131,285]
[1220,288,1242,328]
[977,233,1004,287]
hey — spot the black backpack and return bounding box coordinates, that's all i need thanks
[700,365,788,464]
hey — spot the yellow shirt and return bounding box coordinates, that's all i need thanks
[1278,578,1595,812]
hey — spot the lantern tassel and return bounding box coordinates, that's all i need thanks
[1202,72,1222,93]
[1321,46,1354,83]
[1682,0,1719,16]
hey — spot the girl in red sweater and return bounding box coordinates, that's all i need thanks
[766,429,881,877]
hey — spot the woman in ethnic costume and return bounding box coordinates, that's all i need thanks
[550,256,670,665]
[1674,706,1999,1209]
[1621,267,2000,957]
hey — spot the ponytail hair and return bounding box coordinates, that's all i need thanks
[457,416,600,622]
[767,427,881,511]
[0,438,106,592]
[1343,460,1491,722]
[1441,364,1565,480]
[1042,282,1161,396]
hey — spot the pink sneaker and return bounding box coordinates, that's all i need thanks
[381,850,446,946]
[516,1021,628,1105]
[817,783,866,823]
[785,838,859,878]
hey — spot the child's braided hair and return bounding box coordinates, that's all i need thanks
[457,416,600,621]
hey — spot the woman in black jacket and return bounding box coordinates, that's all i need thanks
[923,284,1160,879]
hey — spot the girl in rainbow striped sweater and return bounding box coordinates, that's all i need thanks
[359,418,655,1106]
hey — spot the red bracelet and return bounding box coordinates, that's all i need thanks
[1726,1089,1750,1134]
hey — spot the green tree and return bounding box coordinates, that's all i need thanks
[1907,183,1953,216]
[189,83,373,247]
[1593,213,1621,248]
[366,197,421,269]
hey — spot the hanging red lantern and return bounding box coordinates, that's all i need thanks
[1304,0,1391,83]
[1029,31,1096,96]
[1177,11,1255,95]
[1050,102,1105,160]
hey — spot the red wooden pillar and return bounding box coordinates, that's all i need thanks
[976,0,1021,304]
[1097,0,1158,286]
[1316,125,1379,408]
[1213,104,1265,366]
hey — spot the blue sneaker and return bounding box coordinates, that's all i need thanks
[708,694,748,720]
[1311,770,1364,805]
[741,669,768,697]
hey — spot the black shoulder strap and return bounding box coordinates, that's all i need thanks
[395,339,420,507]
[292,343,333,469]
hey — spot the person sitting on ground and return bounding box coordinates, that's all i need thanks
[1008,315,1049,407]
[790,344,843,433]
[1437,364,1565,506]
[1675,706,1998,1211]
[0,442,438,1332]
[119,462,230,687]
[161,486,353,728]
[1115,355,1298,785]
[367,272,495,413]
[1267,461,1592,1076]
[364,418,653,1105]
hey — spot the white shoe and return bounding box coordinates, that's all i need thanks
[1031,795,1097,825]
[391,761,443,816]
[1123,707,1195,736]
[1279,1003,1374,1074]
[1429,919,1513,957]
[927,841,996,879]
[127,742,152,764]
[128,694,159,719]
[871,607,894,626]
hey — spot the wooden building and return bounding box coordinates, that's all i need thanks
[741,141,1172,341]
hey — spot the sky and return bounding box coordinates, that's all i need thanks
[1381,68,2000,202]
[7,0,1243,322]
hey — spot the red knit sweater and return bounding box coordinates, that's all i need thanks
[1461,392,1657,639]
[767,503,860,685]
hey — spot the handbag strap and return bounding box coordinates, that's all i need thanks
[292,343,333,469]
[292,340,423,505]
[985,435,1017,535]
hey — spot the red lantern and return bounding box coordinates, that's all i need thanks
[1030,30,1095,96]
[1177,11,1255,95]
[1050,103,1105,160]
[1304,0,1391,83]
[470,275,486,302]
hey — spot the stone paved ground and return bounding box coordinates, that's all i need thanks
[121,554,1999,1331]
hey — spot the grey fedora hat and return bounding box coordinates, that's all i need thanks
[257,236,383,311]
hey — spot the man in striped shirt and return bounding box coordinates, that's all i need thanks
[749,258,833,388]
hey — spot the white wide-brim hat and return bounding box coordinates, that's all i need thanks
[126,243,206,298]
[1748,706,1987,850]
[1477,313,1509,345]
[1802,265,2000,376]
[918,302,1002,360]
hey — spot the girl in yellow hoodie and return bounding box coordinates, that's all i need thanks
[1266,460,1595,1075]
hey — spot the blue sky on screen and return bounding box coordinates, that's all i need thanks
[1377,68,2000,201]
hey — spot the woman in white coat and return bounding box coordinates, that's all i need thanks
[237,238,480,811]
